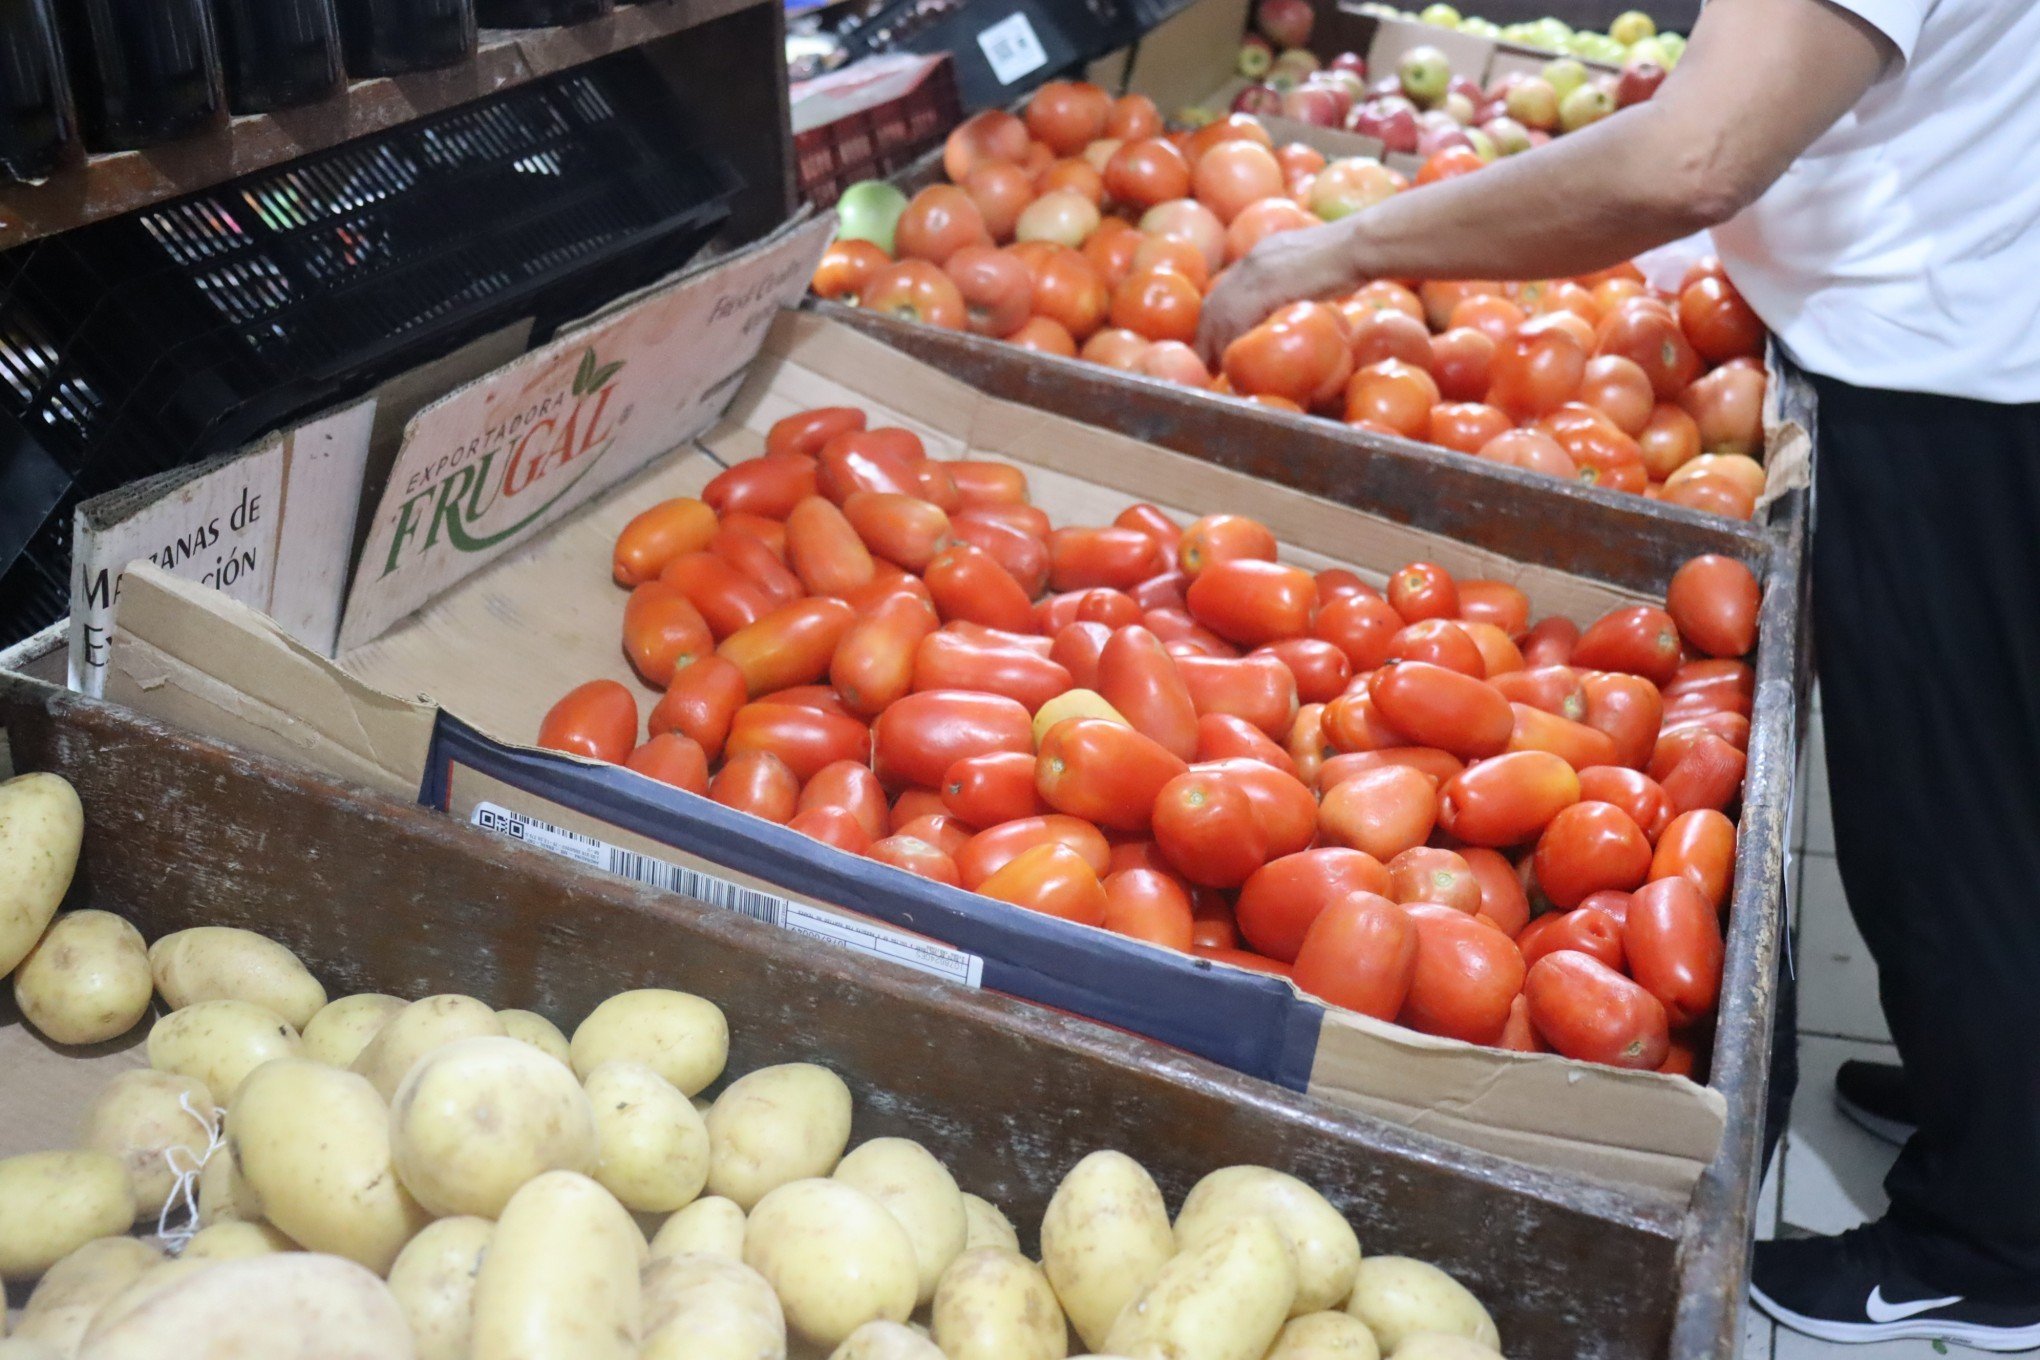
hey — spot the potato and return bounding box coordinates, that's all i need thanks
[961,1192,1020,1253]
[0,1152,137,1280]
[499,1009,571,1064]
[196,1143,262,1226]
[583,1060,709,1214]
[471,1171,641,1360]
[830,1320,948,1360]
[351,994,505,1101]
[931,1248,1068,1360]
[147,927,327,1030]
[0,772,82,980]
[1175,1166,1361,1314]
[651,1196,746,1261]
[640,1252,785,1360]
[389,1035,596,1218]
[300,994,406,1068]
[1104,1216,1298,1360]
[75,1252,414,1360]
[1040,1150,1175,1350]
[833,1138,967,1305]
[706,1063,853,1209]
[13,912,151,1046]
[13,1237,162,1355]
[180,1220,297,1261]
[1389,1334,1503,1360]
[388,1216,494,1360]
[77,1261,209,1341]
[569,989,727,1095]
[146,999,301,1103]
[744,1178,917,1348]
[1267,1312,1382,1360]
[1344,1259,1498,1355]
[79,1069,217,1211]
[227,1058,429,1274]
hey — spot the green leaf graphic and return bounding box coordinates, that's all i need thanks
[589,360,625,391]
[573,347,598,397]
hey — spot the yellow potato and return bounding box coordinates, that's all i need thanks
[13,912,151,1046]
[1040,1150,1175,1349]
[79,1069,217,1212]
[1344,1259,1498,1355]
[830,1319,948,1360]
[12,1237,162,1355]
[0,1152,137,1280]
[1267,1311,1382,1360]
[584,1060,709,1214]
[226,1058,429,1274]
[196,1143,262,1226]
[640,1252,786,1360]
[744,1178,917,1348]
[147,927,327,1030]
[650,1196,746,1261]
[389,1035,596,1218]
[74,1252,413,1359]
[1104,1216,1298,1360]
[0,773,83,981]
[388,1216,494,1360]
[300,994,406,1068]
[498,1009,571,1064]
[931,1248,1068,1360]
[833,1138,967,1306]
[1390,1333,1504,1360]
[961,1192,1020,1253]
[146,999,301,1103]
[77,1260,209,1342]
[706,1063,853,1209]
[471,1171,641,1360]
[1175,1166,1361,1314]
[351,994,505,1100]
[180,1221,297,1261]
[568,989,728,1095]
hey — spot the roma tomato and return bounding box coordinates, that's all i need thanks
[1499,994,1546,1053]
[1573,605,1682,685]
[1314,568,1378,605]
[1314,592,1404,671]
[798,760,888,840]
[1185,560,1318,646]
[1658,732,1747,815]
[1666,554,1761,658]
[1580,671,1666,770]
[1286,704,1333,785]
[1516,906,1626,972]
[1317,764,1436,862]
[977,843,1109,926]
[660,552,774,639]
[1075,589,1142,629]
[614,497,716,586]
[1626,876,1724,1027]
[1146,609,1239,658]
[1102,869,1196,949]
[1678,274,1765,363]
[1319,747,1465,789]
[1252,638,1351,705]
[1175,654,1300,737]
[1236,848,1393,964]
[786,496,877,598]
[1151,769,1269,888]
[622,581,713,688]
[1388,847,1480,914]
[1131,570,1189,611]
[1521,617,1579,669]
[1462,846,1531,937]
[1192,892,1239,950]
[873,690,1034,790]
[1177,514,1278,578]
[816,428,923,501]
[717,598,856,697]
[720,513,788,560]
[1524,951,1669,1070]
[912,632,1073,712]
[868,835,962,887]
[1489,314,1587,419]
[1097,626,1200,760]
[949,515,1051,598]
[1048,527,1163,592]
[1438,750,1581,847]
[947,462,1033,511]
[1399,903,1526,1045]
[768,406,866,461]
[623,733,710,795]
[1459,622,1525,678]
[1321,691,1411,754]
[710,749,800,824]
[943,750,1051,827]
[1596,298,1701,400]
[1579,889,1634,928]
[1650,808,1737,912]
[841,492,953,572]
[1194,712,1300,777]
[925,543,1037,634]
[1368,660,1513,760]
[1507,703,1620,770]
[724,702,870,783]
[1193,757,1318,858]
[788,805,874,856]
[1292,893,1417,1020]
[649,655,747,759]
[1532,801,1653,908]
[1050,622,1113,690]
[770,686,855,717]
[895,809,970,856]
[1036,718,1188,832]
[539,680,637,763]
[1387,561,1459,623]
[956,814,1113,889]
[1576,765,1673,841]
[704,454,819,519]
[1490,665,1586,721]
[711,526,803,605]
[1385,619,1485,677]
[831,592,940,719]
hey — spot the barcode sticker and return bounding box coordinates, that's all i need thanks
[977,12,1049,85]
[471,803,984,989]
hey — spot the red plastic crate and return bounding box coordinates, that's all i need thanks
[793,54,962,207]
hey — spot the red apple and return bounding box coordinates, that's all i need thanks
[1525,128,1553,147]
[1485,71,1524,102]
[1238,34,1274,79]
[1616,59,1667,107]
[1367,74,1404,100]
[1256,0,1314,50]
[1329,51,1368,79]
[1312,68,1366,103]
[1347,95,1421,154]
[1233,82,1283,116]
[1417,122,1474,158]
[1281,85,1347,127]
[1448,75,1483,103]
[1441,91,1475,125]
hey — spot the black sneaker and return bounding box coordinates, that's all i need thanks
[1752,1224,2040,1351]
[1834,1059,1918,1146]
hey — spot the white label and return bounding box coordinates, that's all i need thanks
[471,803,984,989]
[977,12,1049,85]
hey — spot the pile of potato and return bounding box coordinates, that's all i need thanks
[0,771,1507,1360]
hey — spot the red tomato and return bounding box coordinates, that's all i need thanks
[947,464,1033,512]
[1580,671,1665,770]
[716,598,856,698]
[1577,354,1655,436]
[1415,145,1484,185]
[1026,80,1111,155]
[1490,665,1586,720]
[829,592,940,720]
[896,185,992,265]
[718,513,788,561]
[1292,893,1417,1020]
[1430,327,1497,402]
[1659,733,1747,815]
[860,260,968,329]
[1097,627,1200,760]
[1194,140,1286,223]
[1626,876,1724,1027]
[1131,570,1190,613]
[621,582,713,689]
[947,516,1049,599]
[648,656,746,760]
[1027,247,1110,341]
[1192,757,1317,859]
[1192,893,1240,950]
[1388,847,1480,914]
[1479,428,1578,480]
[1236,848,1393,963]
[1349,308,1434,369]
[1109,268,1203,344]
[1459,621,1525,678]
[813,240,890,300]
[1489,314,1587,419]
[1177,515,1278,578]
[1399,903,1526,1045]
[1438,750,1581,847]
[940,750,1048,828]
[1074,589,1141,629]
[956,814,1113,889]
[1048,527,1163,593]
[1462,846,1531,937]
[1317,764,1436,862]
[1107,93,1163,141]
[538,680,637,763]
[1185,560,1319,647]
[1321,691,1411,755]
[1516,905,1626,972]
[797,760,888,841]
[1252,638,1351,705]
[787,804,873,855]
[925,543,1037,634]
[1319,747,1464,789]
[613,497,716,586]
[1145,609,1241,658]
[1678,275,1765,363]
[1385,619,1485,677]
[1152,769,1269,888]
[1666,555,1761,658]
[660,552,775,639]
[1369,661,1513,760]
[710,749,800,823]
[1314,593,1404,670]
[943,244,1033,338]
[1286,704,1333,785]
[1387,561,1459,623]
[1449,294,1527,343]
[785,497,876,599]
[1576,766,1673,841]
[1222,303,1354,408]
[1427,402,1513,456]
[710,527,802,606]
[1345,360,1440,439]
[1115,503,1184,556]
[873,690,1034,790]
[840,492,954,575]
[704,454,820,520]
[1175,654,1300,737]
[1533,801,1653,908]
[623,733,709,795]
[1507,702,1620,771]
[912,632,1072,712]
[1036,718,1188,833]
[1104,137,1193,211]
[1102,869,1195,949]
[1194,712,1300,776]
[867,835,962,886]
[1572,605,1682,685]
[1650,809,1736,912]
[1524,952,1669,1068]
[978,843,1109,925]
[1049,622,1113,691]
[724,703,870,784]
[1499,994,1546,1052]
[895,810,968,858]
[1638,402,1703,481]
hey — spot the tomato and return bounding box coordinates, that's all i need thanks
[1415,145,1484,185]
[613,497,716,586]
[1082,226,1145,293]
[785,804,872,855]
[710,749,800,823]
[1576,671,1662,771]
[1498,994,1545,1052]
[1190,756,1315,858]
[618,581,710,689]
[1178,514,1277,578]
[703,454,817,521]
[1007,315,1077,356]
[1316,764,1435,861]
[1650,809,1736,912]
[537,680,637,763]
[941,749,1048,828]
[719,513,788,562]
[1094,626,1200,760]
[1461,845,1531,937]
[1145,608,1240,658]
[658,552,772,641]
[1624,875,1723,1027]
[1319,748,1463,792]
[1105,268,1203,348]
[956,160,1032,242]
[1516,905,1626,972]
[1550,410,1647,495]
[1044,622,1109,691]
[1222,303,1353,408]
[1533,801,1653,908]
[812,238,890,301]
[1026,80,1111,155]
[860,260,968,328]
[956,814,1112,889]
[1344,360,1439,439]
[710,526,802,606]
[1194,712,1300,776]
[1678,275,1764,364]
[1321,690,1411,754]
[1314,569,1379,606]
[1445,293,1523,345]
[1385,619,1485,678]
[710,598,851,698]
[1249,638,1349,706]
[1285,704,1333,784]
[1576,354,1654,437]
[1101,868,1195,949]
[1034,160,1106,210]
[944,108,1029,181]
[1664,658,1756,709]
[919,543,1033,636]
[815,429,919,502]
[1183,560,1318,647]
[1048,528,1163,593]
[622,732,709,795]
[724,702,870,784]
[1430,328,1497,402]
[1573,605,1681,686]
[1313,593,1403,671]
[1036,718,1187,832]
[1152,769,1269,888]
[782,496,875,600]
[942,243,1034,338]
[788,760,886,842]
[644,657,742,760]
[1387,846,1479,914]
[1292,893,1417,1020]
[826,592,937,720]
[1478,428,1577,480]
[1174,654,1299,737]
[1507,703,1620,771]
[1386,561,1459,623]
[873,689,1034,790]
[1427,402,1512,456]
[1236,848,1393,963]
[1658,732,1747,815]
[1490,665,1586,721]
[1116,514,1185,570]
[1368,661,1512,760]
[866,835,962,886]
[1103,137,1192,211]
[978,842,1109,925]
[1524,951,1668,1069]
[1436,750,1580,848]
[1488,314,1587,419]
[1510,616,1572,669]
[1596,299,1700,400]
[1070,589,1139,630]
[1193,139,1286,222]
[1190,891,1240,950]
[946,517,1048,600]
[1107,92,1162,141]
[1462,625,1526,682]
[1664,554,1761,660]
[946,463,1032,512]
[1636,402,1702,481]
[1575,765,1672,842]
[895,808,968,854]
[909,631,1071,713]
[1679,366,1765,457]
[945,621,1053,658]
[1399,903,1525,1045]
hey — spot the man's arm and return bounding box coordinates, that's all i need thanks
[1196,0,1897,359]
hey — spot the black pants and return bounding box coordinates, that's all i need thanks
[1810,371,2040,1301]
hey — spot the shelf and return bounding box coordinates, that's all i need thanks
[0,0,765,252]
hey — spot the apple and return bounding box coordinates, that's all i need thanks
[1484,71,1523,101]
[1281,85,1347,127]
[1525,128,1552,147]
[1463,127,1497,161]
[1313,68,1367,102]
[1542,58,1588,98]
[1504,76,1559,130]
[1416,121,1474,158]
[1616,59,1666,107]
[1329,51,1368,79]
[1418,2,1460,26]
[1237,34,1274,78]
[1256,0,1314,50]
[1366,73,1404,99]
[1472,99,1504,124]
[1459,16,1499,37]
[1481,115,1532,155]
[1447,74,1482,103]
[1348,96,1420,154]
[1398,45,1452,106]
[1441,91,1475,125]
[1232,82,1283,116]
[1558,82,1615,132]
[1577,31,1626,63]
[835,180,910,256]
[1658,32,1687,65]
[1273,47,1321,78]
[1626,36,1669,68]
[1610,8,1655,44]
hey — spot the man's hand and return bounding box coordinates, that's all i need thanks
[1197,219,1365,364]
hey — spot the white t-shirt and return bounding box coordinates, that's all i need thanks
[1712,0,2040,403]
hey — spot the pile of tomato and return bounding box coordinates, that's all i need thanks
[813,79,1770,522]
[538,403,1762,1076]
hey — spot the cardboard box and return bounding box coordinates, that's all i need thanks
[100,309,1727,1200]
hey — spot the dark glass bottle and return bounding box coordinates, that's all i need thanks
[474,0,615,27]
[332,0,477,77]
[211,0,345,114]
[62,0,227,152]
[0,0,77,182]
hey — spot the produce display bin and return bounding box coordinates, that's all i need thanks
[793,54,965,208]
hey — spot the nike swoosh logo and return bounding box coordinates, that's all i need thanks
[1865,1286,1965,1323]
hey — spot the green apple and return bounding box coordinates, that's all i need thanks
[1532,17,1573,45]
[1625,35,1669,67]
[1657,32,1687,65]
[1464,127,1498,161]
[1398,44,1453,105]
[1459,17,1499,37]
[1557,82,1615,132]
[1501,21,1535,41]
[1419,2,1461,27]
[1542,57,1589,97]
[1609,9,1656,44]
[834,181,908,257]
